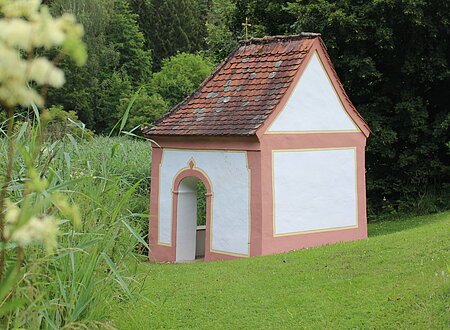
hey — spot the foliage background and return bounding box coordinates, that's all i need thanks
[37,0,450,217]
[0,1,448,326]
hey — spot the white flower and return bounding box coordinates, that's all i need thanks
[0,19,33,50]
[28,57,66,88]
[4,200,20,225]
[4,200,59,253]
[31,6,66,49]
[0,0,86,108]
[10,215,59,252]
[0,0,41,18]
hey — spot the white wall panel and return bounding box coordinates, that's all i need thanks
[268,53,358,133]
[273,148,357,235]
[159,149,250,255]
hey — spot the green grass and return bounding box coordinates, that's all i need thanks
[107,212,449,329]
[2,129,447,328]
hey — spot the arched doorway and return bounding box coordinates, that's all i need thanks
[173,169,212,262]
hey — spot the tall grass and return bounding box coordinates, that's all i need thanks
[1,123,151,328]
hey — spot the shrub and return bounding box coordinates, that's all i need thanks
[151,52,213,107]
[45,105,94,141]
[118,90,168,132]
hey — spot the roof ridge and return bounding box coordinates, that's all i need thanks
[239,33,321,46]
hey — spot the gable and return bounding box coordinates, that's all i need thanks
[267,52,359,134]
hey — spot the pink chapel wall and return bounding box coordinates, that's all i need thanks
[148,152,369,261]
[148,134,368,262]
[149,138,261,261]
[258,132,368,255]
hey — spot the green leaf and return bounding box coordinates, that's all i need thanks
[15,121,29,141]
[0,299,26,316]
[101,253,132,298]
[109,85,148,137]
[47,174,90,192]
[64,152,72,173]
[31,102,41,126]
[110,179,142,222]
[66,134,80,155]
[0,264,20,303]
[110,142,120,158]
[121,219,149,250]
[54,238,102,260]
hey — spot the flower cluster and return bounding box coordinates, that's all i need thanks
[0,0,86,108]
[4,200,58,253]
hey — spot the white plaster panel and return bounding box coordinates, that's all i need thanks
[273,148,357,235]
[159,149,250,255]
[268,53,358,132]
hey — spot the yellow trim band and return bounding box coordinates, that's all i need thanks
[274,225,358,237]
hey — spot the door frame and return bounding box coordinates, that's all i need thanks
[172,167,213,261]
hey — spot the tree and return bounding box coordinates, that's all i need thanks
[47,0,152,131]
[106,0,152,84]
[205,0,238,64]
[129,0,210,69]
[231,0,294,38]
[151,53,214,107]
[285,0,450,215]
[93,72,132,133]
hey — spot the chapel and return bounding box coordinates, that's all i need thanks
[143,34,370,262]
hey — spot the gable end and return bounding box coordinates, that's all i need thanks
[261,40,370,137]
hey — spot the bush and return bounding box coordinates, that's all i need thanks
[118,90,168,132]
[151,52,213,107]
[45,105,94,141]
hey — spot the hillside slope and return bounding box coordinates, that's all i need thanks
[109,212,449,329]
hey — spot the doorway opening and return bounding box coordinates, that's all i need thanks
[175,176,208,262]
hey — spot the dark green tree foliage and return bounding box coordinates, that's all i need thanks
[231,0,295,38]
[205,0,238,64]
[151,53,214,107]
[46,0,115,127]
[205,0,294,63]
[281,0,449,215]
[47,0,152,133]
[129,0,210,69]
[94,73,132,132]
[47,62,95,126]
[106,0,152,83]
[127,0,153,45]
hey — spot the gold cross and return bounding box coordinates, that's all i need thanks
[242,17,252,39]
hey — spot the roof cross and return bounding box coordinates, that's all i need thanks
[242,17,252,40]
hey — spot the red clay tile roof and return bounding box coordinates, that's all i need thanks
[143,34,319,136]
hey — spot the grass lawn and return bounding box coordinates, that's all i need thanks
[108,212,449,329]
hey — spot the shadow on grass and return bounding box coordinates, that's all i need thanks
[368,211,449,237]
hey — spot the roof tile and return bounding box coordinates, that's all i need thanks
[143,34,317,136]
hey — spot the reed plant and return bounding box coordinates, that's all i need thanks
[0,2,151,328]
[1,119,151,329]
